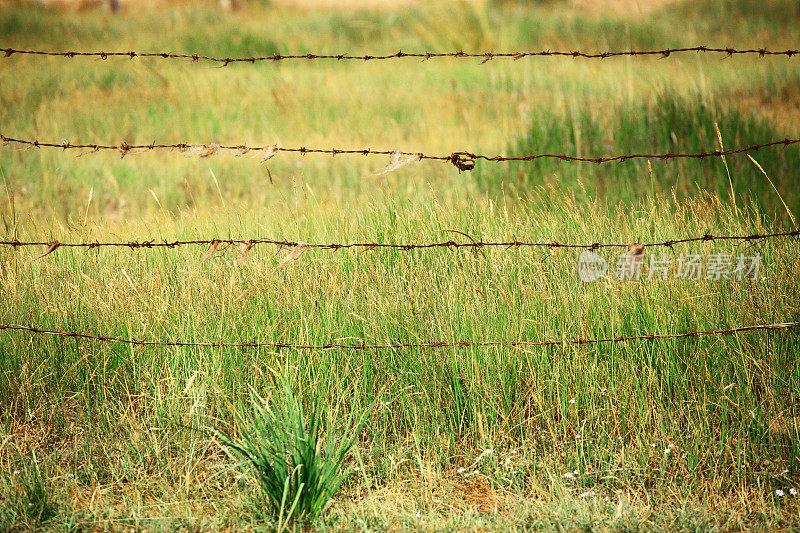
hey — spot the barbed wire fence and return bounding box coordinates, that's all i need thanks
[2,321,798,350]
[2,46,799,64]
[1,230,798,255]
[1,44,799,350]
[2,134,799,172]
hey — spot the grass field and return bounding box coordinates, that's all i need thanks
[1,0,800,530]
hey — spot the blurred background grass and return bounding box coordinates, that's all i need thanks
[1,0,800,530]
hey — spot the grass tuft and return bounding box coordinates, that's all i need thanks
[218,381,367,523]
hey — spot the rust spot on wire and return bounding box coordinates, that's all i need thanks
[449,152,476,172]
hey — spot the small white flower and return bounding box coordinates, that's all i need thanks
[664,448,671,454]
[563,472,574,479]
[569,399,576,404]
[13,470,20,475]
[415,512,421,518]
[573,469,579,475]
[579,490,595,498]
[776,489,785,497]
[457,467,465,473]
[615,489,623,494]
[353,466,360,471]
[790,488,798,496]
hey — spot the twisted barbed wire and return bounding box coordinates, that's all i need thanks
[2,46,799,65]
[2,135,798,172]
[1,230,797,254]
[1,321,797,350]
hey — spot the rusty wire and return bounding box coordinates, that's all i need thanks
[1,230,798,254]
[2,135,798,172]
[1,321,797,350]
[2,46,799,65]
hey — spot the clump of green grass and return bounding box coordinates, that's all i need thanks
[218,381,367,524]
[1,453,57,530]
[481,94,800,218]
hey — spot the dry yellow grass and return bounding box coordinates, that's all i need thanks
[5,0,421,9]
[269,0,418,8]
[8,0,681,14]
[571,0,681,16]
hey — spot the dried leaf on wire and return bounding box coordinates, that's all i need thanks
[374,151,417,175]
[182,144,221,158]
[75,147,100,158]
[239,240,256,256]
[33,242,60,261]
[626,243,645,257]
[278,241,309,268]
[202,239,222,261]
[258,145,278,164]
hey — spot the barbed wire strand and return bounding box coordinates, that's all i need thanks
[1,230,797,253]
[0,321,797,350]
[2,46,799,65]
[2,135,798,172]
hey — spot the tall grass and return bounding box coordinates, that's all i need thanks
[2,192,798,527]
